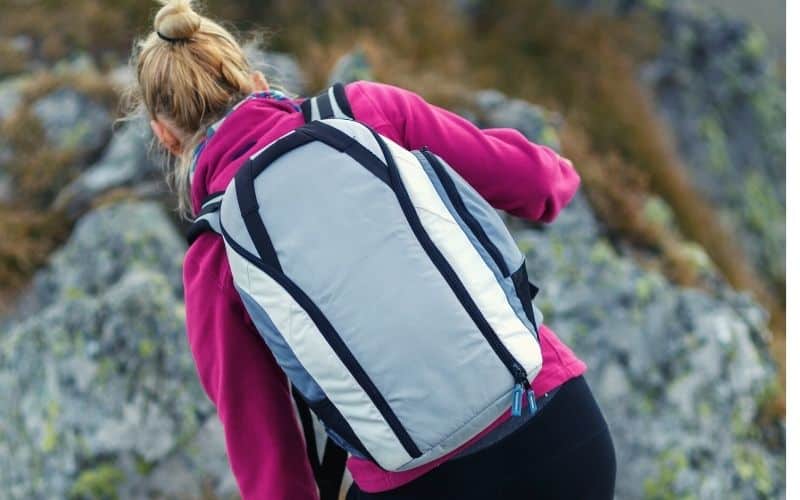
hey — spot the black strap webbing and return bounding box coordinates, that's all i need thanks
[317,91,334,120]
[186,191,225,245]
[292,386,347,500]
[301,83,355,123]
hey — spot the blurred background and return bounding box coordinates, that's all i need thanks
[0,0,785,498]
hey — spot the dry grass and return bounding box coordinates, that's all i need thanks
[0,66,117,305]
[0,207,70,294]
[455,0,786,415]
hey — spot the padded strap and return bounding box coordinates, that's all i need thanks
[292,386,347,500]
[301,83,355,123]
[186,191,224,245]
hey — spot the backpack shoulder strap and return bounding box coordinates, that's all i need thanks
[291,386,348,500]
[186,191,225,245]
[301,82,355,123]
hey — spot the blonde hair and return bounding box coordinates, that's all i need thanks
[127,0,255,218]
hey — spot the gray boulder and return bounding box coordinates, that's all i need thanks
[514,190,783,499]
[0,76,24,123]
[327,47,374,87]
[31,87,112,158]
[473,89,563,150]
[640,5,785,287]
[0,202,236,499]
[53,118,165,217]
[0,170,11,202]
[0,77,24,178]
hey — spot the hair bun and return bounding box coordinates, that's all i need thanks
[154,0,201,42]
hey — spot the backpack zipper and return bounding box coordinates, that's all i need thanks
[419,146,535,418]
[420,148,511,278]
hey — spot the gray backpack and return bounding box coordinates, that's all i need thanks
[188,84,544,473]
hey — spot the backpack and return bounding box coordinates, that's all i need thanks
[187,83,544,477]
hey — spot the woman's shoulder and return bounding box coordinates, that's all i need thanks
[344,80,416,111]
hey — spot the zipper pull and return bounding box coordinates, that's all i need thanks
[511,383,523,417]
[527,388,538,416]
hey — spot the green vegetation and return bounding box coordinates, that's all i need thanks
[68,463,124,500]
[643,450,695,500]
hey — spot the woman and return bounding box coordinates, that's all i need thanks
[130,1,616,498]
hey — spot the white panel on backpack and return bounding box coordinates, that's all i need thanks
[385,140,543,378]
[223,246,414,470]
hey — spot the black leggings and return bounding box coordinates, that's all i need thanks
[346,376,616,500]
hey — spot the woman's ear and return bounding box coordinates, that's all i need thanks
[251,71,269,92]
[150,118,183,156]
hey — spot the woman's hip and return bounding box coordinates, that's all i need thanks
[346,375,616,500]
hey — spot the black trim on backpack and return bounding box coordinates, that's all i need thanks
[300,121,391,185]
[186,219,213,245]
[220,223,423,461]
[317,90,334,119]
[292,386,322,477]
[529,281,539,300]
[236,160,283,271]
[370,129,531,390]
[299,122,354,151]
[234,131,320,269]
[292,389,349,500]
[511,261,539,338]
[248,129,316,177]
[236,122,391,270]
[421,149,511,278]
[200,190,226,207]
[332,83,354,119]
[186,191,227,245]
[196,201,222,218]
[300,83,355,124]
[301,97,314,123]
[307,397,374,462]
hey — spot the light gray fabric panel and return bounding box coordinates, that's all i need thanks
[427,151,525,276]
[327,87,349,119]
[386,139,542,379]
[237,285,326,402]
[219,181,259,259]
[415,151,540,335]
[323,118,387,164]
[252,141,513,451]
[225,238,411,469]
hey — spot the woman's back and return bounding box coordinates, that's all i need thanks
[183,80,588,497]
[129,2,613,497]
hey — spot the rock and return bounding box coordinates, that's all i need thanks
[0,76,24,123]
[9,35,33,57]
[0,169,11,203]
[0,202,234,499]
[31,87,112,158]
[473,89,563,150]
[53,118,164,217]
[327,47,374,86]
[108,65,136,94]
[51,53,97,76]
[640,3,785,288]
[513,189,783,499]
[244,44,307,96]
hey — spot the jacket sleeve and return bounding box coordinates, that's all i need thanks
[350,81,580,222]
[183,237,319,500]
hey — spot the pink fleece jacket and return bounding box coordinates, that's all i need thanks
[182,81,587,499]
